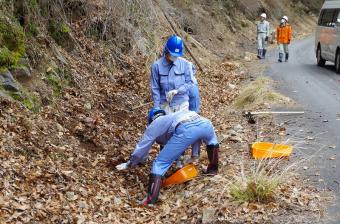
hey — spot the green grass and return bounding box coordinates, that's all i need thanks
[29,0,38,10]
[9,90,41,112]
[46,73,62,96]
[27,22,38,37]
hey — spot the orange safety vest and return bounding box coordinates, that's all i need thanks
[276,24,292,44]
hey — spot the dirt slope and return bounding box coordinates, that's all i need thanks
[0,0,325,223]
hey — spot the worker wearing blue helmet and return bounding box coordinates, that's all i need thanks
[151,35,200,114]
[116,108,219,205]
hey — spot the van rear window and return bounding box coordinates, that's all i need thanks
[319,9,338,27]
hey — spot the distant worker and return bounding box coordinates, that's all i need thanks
[116,109,219,205]
[277,16,292,62]
[256,13,270,59]
[151,35,199,114]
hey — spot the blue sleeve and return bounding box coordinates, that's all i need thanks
[191,63,198,85]
[129,116,173,166]
[177,62,194,94]
[151,63,161,108]
[192,63,197,76]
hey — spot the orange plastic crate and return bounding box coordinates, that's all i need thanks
[163,164,198,187]
[252,142,293,159]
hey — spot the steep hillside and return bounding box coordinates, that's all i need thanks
[0,0,324,223]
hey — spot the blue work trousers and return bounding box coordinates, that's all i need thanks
[151,119,218,176]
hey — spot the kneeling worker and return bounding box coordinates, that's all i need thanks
[116,109,219,205]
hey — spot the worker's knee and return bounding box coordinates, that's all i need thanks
[151,160,171,176]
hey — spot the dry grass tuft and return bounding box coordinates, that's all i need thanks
[230,160,281,203]
[234,76,288,109]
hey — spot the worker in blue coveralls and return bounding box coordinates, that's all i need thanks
[151,35,200,114]
[116,108,219,205]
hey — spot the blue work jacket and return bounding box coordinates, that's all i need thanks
[129,111,203,166]
[150,56,195,108]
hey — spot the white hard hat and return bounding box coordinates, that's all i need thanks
[280,19,286,24]
[283,16,288,22]
[260,13,267,19]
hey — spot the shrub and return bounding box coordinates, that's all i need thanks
[230,172,280,203]
[48,21,71,43]
[0,16,25,70]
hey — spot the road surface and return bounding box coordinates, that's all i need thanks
[265,37,340,223]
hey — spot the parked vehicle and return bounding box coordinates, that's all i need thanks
[315,0,340,73]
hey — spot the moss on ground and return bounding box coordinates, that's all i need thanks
[46,73,62,97]
[0,15,26,71]
[8,90,41,112]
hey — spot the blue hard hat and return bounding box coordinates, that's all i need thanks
[148,108,166,124]
[165,35,184,57]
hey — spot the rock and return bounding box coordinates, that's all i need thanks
[229,136,243,142]
[225,15,236,33]
[66,191,77,201]
[114,197,122,205]
[84,102,92,110]
[11,66,32,80]
[244,51,255,61]
[306,136,315,140]
[52,45,68,65]
[18,57,30,66]
[202,208,216,224]
[233,124,244,133]
[46,67,53,73]
[244,56,251,62]
[56,123,64,132]
[228,83,236,90]
[79,201,87,209]
[1,70,19,92]
[227,129,237,136]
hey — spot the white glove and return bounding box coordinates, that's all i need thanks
[166,90,178,102]
[116,162,129,170]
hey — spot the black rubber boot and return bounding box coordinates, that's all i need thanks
[262,49,267,59]
[278,53,283,62]
[142,174,162,205]
[285,53,289,62]
[257,49,262,59]
[206,144,219,175]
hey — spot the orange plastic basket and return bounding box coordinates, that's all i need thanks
[163,164,198,187]
[252,142,293,159]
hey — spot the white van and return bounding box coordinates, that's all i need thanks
[315,0,340,73]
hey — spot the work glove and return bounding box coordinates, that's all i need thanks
[166,90,178,102]
[265,36,269,41]
[116,161,130,170]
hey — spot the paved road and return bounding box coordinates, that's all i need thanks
[265,37,340,223]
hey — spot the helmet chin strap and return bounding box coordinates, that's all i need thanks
[152,113,164,122]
